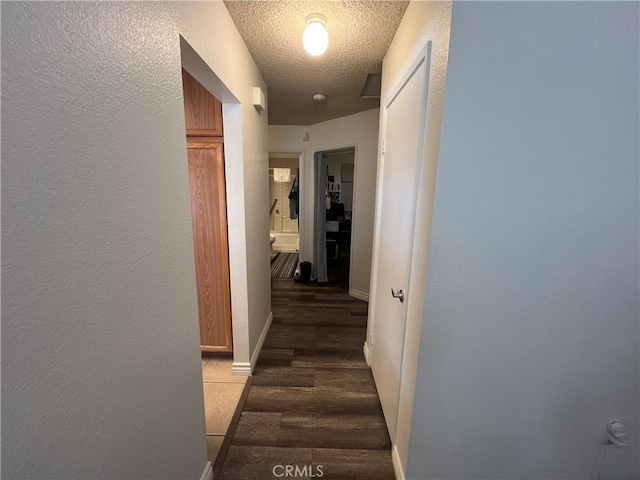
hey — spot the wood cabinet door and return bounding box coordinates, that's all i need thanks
[182,69,223,137]
[187,139,232,352]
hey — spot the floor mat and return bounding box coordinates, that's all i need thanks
[270,252,298,278]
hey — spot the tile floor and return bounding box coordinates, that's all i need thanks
[201,356,247,465]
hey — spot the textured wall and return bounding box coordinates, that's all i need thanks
[372,1,453,473]
[408,2,639,479]
[1,1,268,478]
[269,108,380,297]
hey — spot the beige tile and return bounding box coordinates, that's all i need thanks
[203,382,245,435]
[206,435,224,464]
[202,356,210,370]
[202,357,247,384]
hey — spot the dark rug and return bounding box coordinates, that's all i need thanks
[270,252,298,278]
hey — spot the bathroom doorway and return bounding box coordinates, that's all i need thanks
[269,153,301,280]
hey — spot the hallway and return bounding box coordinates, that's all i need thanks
[219,279,394,479]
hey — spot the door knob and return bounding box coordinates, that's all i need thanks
[391,288,405,303]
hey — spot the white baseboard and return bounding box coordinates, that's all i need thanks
[350,288,369,302]
[363,341,371,366]
[233,312,273,375]
[200,461,213,480]
[391,445,405,480]
[231,361,252,376]
[250,311,273,369]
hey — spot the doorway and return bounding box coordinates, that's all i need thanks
[268,153,300,251]
[181,66,247,469]
[268,153,301,280]
[182,68,233,353]
[325,148,355,291]
[314,147,356,291]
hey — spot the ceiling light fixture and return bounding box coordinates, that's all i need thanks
[303,14,329,56]
[313,93,326,102]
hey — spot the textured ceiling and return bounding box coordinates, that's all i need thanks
[224,1,409,125]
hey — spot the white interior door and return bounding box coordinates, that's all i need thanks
[370,51,430,441]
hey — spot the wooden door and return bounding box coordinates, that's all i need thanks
[182,70,223,136]
[182,69,232,353]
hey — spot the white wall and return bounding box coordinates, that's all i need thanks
[407,2,639,479]
[269,109,380,298]
[369,1,453,474]
[327,152,355,212]
[1,2,269,478]
[269,157,300,169]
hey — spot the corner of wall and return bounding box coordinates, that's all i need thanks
[349,289,369,302]
[233,311,273,375]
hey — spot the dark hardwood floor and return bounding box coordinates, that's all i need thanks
[219,279,394,480]
[327,248,351,292]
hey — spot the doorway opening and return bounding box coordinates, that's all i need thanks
[315,147,356,291]
[180,35,252,374]
[180,37,251,473]
[269,152,301,280]
[182,68,233,353]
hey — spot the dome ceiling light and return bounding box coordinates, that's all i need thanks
[303,14,329,56]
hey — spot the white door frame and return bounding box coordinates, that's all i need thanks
[179,36,253,373]
[313,144,358,292]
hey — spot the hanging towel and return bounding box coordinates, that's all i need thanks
[289,176,299,220]
[273,168,291,183]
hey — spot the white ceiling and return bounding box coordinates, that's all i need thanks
[224,1,409,125]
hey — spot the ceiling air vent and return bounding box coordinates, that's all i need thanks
[360,74,382,98]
